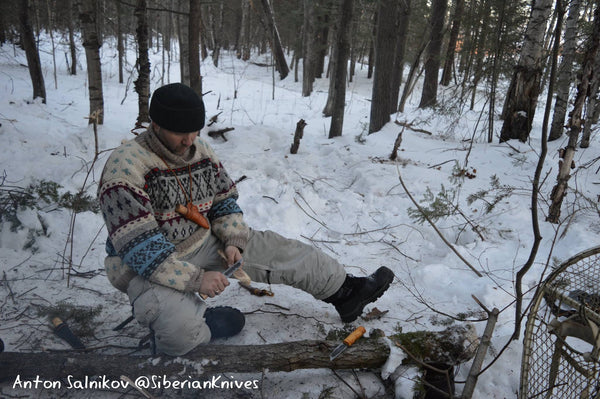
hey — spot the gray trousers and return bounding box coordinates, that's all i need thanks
[127,229,346,355]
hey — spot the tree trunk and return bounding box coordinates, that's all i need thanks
[547,4,600,224]
[189,0,203,97]
[326,0,353,139]
[440,0,464,86]
[178,1,190,85]
[549,0,582,141]
[134,0,150,127]
[67,0,78,75]
[581,48,600,148]
[499,0,553,142]
[238,0,251,60]
[18,0,46,103]
[302,0,315,96]
[78,0,104,124]
[418,0,447,108]
[390,0,411,114]
[0,325,477,382]
[116,0,124,83]
[367,11,376,79]
[314,1,331,79]
[488,0,507,142]
[469,0,491,111]
[398,35,428,113]
[368,0,399,134]
[209,2,224,67]
[259,0,289,80]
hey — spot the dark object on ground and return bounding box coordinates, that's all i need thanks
[204,306,245,339]
[52,317,85,350]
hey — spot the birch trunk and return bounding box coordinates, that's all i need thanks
[549,0,582,141]
[547,4,600,223]
[499,0,553,142]
[78,0,104,124]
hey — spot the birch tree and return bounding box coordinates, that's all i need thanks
[78,0,104,124]
[549,0,582,141]
[547,3,600,223]
[500,0,553,142]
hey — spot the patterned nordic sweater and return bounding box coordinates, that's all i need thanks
[98,127,249,293]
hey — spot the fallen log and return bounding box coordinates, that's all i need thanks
[0,325,478,391]
[0,339,388,382]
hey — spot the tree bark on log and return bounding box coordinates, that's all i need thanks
[0,325,480,389]
[0,339,388,382]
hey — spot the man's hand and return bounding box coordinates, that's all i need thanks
[224,245,242,266]
[199,271,230,298]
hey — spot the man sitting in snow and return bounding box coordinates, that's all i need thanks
[98,83,394,356]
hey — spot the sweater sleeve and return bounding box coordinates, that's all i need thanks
[201,142,249,251]
[99,179,204,293]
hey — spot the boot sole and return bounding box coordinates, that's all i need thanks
[339,267,395,323]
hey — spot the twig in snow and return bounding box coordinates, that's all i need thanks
[397,168,483,277]
[2,272,15,304]
[331,370,365,399]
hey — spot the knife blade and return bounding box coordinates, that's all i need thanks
[329,326,366,361]
[223,258,243,277]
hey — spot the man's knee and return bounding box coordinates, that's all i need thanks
[128,277,211,356]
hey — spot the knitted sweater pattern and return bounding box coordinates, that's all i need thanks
[98,128,249,293]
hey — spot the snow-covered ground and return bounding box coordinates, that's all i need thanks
[1,34,599,398]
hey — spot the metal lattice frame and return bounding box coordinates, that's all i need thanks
[520,246,600,399]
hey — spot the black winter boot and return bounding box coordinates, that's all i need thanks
[204,306,245,339]
[324,266,395,323]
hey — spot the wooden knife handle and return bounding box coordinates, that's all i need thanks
[343,326,366,346]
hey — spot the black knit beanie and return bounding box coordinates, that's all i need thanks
[149,83,205,133]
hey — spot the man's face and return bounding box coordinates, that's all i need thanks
[154,122,199,155]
